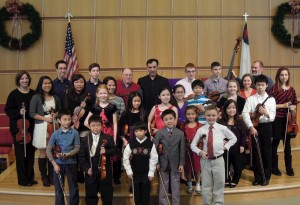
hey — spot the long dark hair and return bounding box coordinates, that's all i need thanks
[220,99,239,123]
[70,74,86,95]
[36,76,54,104]
[274,67,291,92]
[156,86,178,107]
[125,91,145,121]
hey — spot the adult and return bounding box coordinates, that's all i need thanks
[204,61,228,101]
[137,58,170,115]
[251,60,273,93]
[5,70,37,186]
[86,63,102,97]
[240,73,257,100]
[175,63,196,98]
[52,60,71,104]
[116,68,141,107]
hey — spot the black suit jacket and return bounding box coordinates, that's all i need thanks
[79,132,117,184]
[137,74,170,113]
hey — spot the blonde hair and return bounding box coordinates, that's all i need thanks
[225,80,240,98]
[95,84,109,105]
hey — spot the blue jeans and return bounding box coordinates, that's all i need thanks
[53,163,79,205]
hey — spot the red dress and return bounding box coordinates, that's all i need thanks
[181,122,202,173]
[154,105,174,130]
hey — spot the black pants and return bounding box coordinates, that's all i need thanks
[13,135,35,185]
[224,148,243,184]
[133,174,151,205]
[252,123,272,182]
[85,180,113,205]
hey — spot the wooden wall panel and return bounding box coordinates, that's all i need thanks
[122,20,146,68]
[96,20,122,68]
[71,0,95,17]
[198,20,222,66]
[122,0,146,16]
[173,0,196,16]
[43,21,66,70]
[173,20,197,67]
[96,0,120,16]
[248,19,270,66]
[270,0,287,16]
[43,0,68,17]
[223,0,245,16]
[147,20,172,67]
[246,0,269,16]
[147,0,171,16]
[0,47,18,70]
[198,0,221,16]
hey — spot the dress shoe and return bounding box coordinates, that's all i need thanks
[18,182,32,186]
[229,183,236,188]
[272,169,282,176]
[224,182,230,188]
[260,180,269,186]
[286,169,295,176]
[30,180,38,185]
[252,181,261,186]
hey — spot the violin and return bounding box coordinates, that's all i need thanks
[52,144,62,159]
[249,95,273,127]
[157,143,164,155]
[197,134,206,150]
[287,102,299,138]
[47,107,59,142]
[124,124,129,137]
[16,102,31,157]
[206,91,226,102]
[225,37,241,81]
[98,139,108,180]
[72,93,91,129]
[150,120,156,136]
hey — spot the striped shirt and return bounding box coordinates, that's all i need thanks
[269,86,297,118]
[187,94,210,124]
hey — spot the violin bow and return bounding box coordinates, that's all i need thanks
[87,134,92,171]
[57,172,68,205]
[157,170,171,205]
[284,108,290,151]
[131,178,136,205]
[21,102,27,158]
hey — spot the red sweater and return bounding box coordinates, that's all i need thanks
[116,80,140,107]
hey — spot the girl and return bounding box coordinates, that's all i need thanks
[5,70,37,186]
[173,84,188,127]
[217,80,245,114]
[29,76,61,187]
[269,67,297,176]
[148,87,178,137]
[218,99,247,188]
[180,105,202,194]
[240,73,256,100]
[119,91,146,146]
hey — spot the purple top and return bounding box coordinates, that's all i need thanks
[177,101,188,124]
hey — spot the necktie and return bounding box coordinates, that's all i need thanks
[90,135,99,157]
[168,129,172,138]
[207,125,214,159]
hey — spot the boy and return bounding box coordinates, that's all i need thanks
[204,61,228,96]
[190,105,236,205]
[242,74,276,186]
[46,109,80,205]
[86,63,102,97]
[154,109,185,205]
[123,121,158,205]
[79,115,116,205]
[188,79,211,124]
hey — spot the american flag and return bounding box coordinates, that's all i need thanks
[64,22,78,80]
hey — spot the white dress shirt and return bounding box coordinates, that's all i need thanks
[123,137,158,177]
[242,92,276,128]
[175,77,195,98]
[190,122,237,157]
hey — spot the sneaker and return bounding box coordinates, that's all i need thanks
[195,184,201,194]
[186,187,193,194]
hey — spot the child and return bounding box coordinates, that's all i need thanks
[180,105,202,194]
[242,74,276,186]
[123,121,158,205]
[119,91,146,146]
[187,79,211,124]
[79,114,116,205]
[269,67,297,176]
[46,109,80,205]
[148,87,178,137]
[172,84,188,127]
[218,100,247,188]
[190,105,236,205]
[154,109,185,205]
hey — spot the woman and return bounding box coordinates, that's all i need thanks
[240,73,256,100]
[269,67,297,176]
[30,76,61,187]
[5,71,37,186]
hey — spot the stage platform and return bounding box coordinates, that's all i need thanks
[0,138,300,205]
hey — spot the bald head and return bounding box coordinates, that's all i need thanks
[122,68,133,85]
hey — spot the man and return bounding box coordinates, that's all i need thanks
[251,60,273,93]
[52,60,71,103]
[86,63,102,97]
[116,68,141,107]
[137,58,170,115]
[175,63,196,98]
[204,61,228,101]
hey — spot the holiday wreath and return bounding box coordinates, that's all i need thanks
[0,2,42,50]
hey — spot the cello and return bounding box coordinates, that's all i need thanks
[16,102,31,157]
[225,37,241,81]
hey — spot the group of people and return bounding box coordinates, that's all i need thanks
[4,58,297,205]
